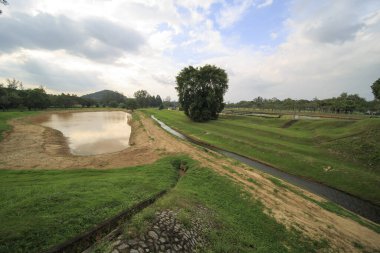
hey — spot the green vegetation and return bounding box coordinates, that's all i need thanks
[371,78,380,100]
[0,78,163,110]
[226,91,380,115]
[0,157,179,253]
[123,156,330,252]
[146,109,380,204]
[176,64,228,121]
[0,111,38,141]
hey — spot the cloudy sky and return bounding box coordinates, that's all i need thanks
[0,0,379,101]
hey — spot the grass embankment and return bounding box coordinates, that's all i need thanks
[0,111,39,141]
[0,157,179,253]
[114,156,329,252]
[146,109,380,205]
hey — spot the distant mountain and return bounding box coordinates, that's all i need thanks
[82,90,127,105]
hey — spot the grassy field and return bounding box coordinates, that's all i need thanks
[107,155,330,253]
[0,157,179,253]
[0,111,39,141]
[146,109,380,205]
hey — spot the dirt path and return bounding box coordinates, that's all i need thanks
[0,111,379,252]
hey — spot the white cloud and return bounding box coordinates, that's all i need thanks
[257,0,273,9]
[0,0,379,102]
[216,0,254,29]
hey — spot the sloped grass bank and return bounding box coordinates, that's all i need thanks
[146,109,380,205]
[0,157,179,253]
[121,156,329,253]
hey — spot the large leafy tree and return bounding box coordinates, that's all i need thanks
[176,64,228,122]
[371,78,380,100]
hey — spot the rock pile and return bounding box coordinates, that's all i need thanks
[110,209,206,253]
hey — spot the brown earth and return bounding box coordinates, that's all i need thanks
[0,111,379,252]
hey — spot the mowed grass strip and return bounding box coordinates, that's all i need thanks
[145,109,380,205]
[124,156,329,253]
[0,157,179,253]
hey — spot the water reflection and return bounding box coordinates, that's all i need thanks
[42,111,131,155]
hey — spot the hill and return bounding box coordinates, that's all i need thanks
[82,90,127,106]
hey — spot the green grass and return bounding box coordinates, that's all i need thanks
[0,156,180,253]
[123,156,330,252]
[144,109,380,205]
[0,111,39,141]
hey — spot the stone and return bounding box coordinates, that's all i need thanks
[139,241,147,248]
[148,230,159,240]
[130,250,139,253]
[138,247,145,253]
[159,237,166,243]
[111,250,119,253]
[111,240,121,247]
[128,239,138,246]
[118,243,128,250]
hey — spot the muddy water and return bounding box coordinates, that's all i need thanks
[151,115,380,224]
[42,111,131,156]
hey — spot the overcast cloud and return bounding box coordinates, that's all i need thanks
[0,0,379,101]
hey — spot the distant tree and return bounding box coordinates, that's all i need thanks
[0,86,9,111]
[134,90,149,108]
[124,98,138,111]
[25,88,50,110]
[155,95,163,107]
[176,64,228,122]
[371,78,380,100]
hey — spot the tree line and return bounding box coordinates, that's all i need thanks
[0,79,164,111]
[226,92,380,115]
[226,78,380,114]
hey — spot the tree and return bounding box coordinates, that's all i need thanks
[25,88,50,110]
[134,90,149,108]
[124,98,137,111]
[176,64,228,122]
[371,78,380,100]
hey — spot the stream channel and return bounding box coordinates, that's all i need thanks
[151,115,380,224]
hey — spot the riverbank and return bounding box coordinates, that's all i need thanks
[146,109,380,206]
[0,110,379,252]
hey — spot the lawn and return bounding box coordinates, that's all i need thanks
[145,109,380,205]
[0,157,179,253]
[116,156,330,253]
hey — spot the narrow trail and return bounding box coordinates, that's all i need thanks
[0,111,379,252]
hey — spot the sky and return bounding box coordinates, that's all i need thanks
[0,0,379,102]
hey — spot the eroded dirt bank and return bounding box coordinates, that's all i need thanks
[0,111,379,252]
[0,111,159,169]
